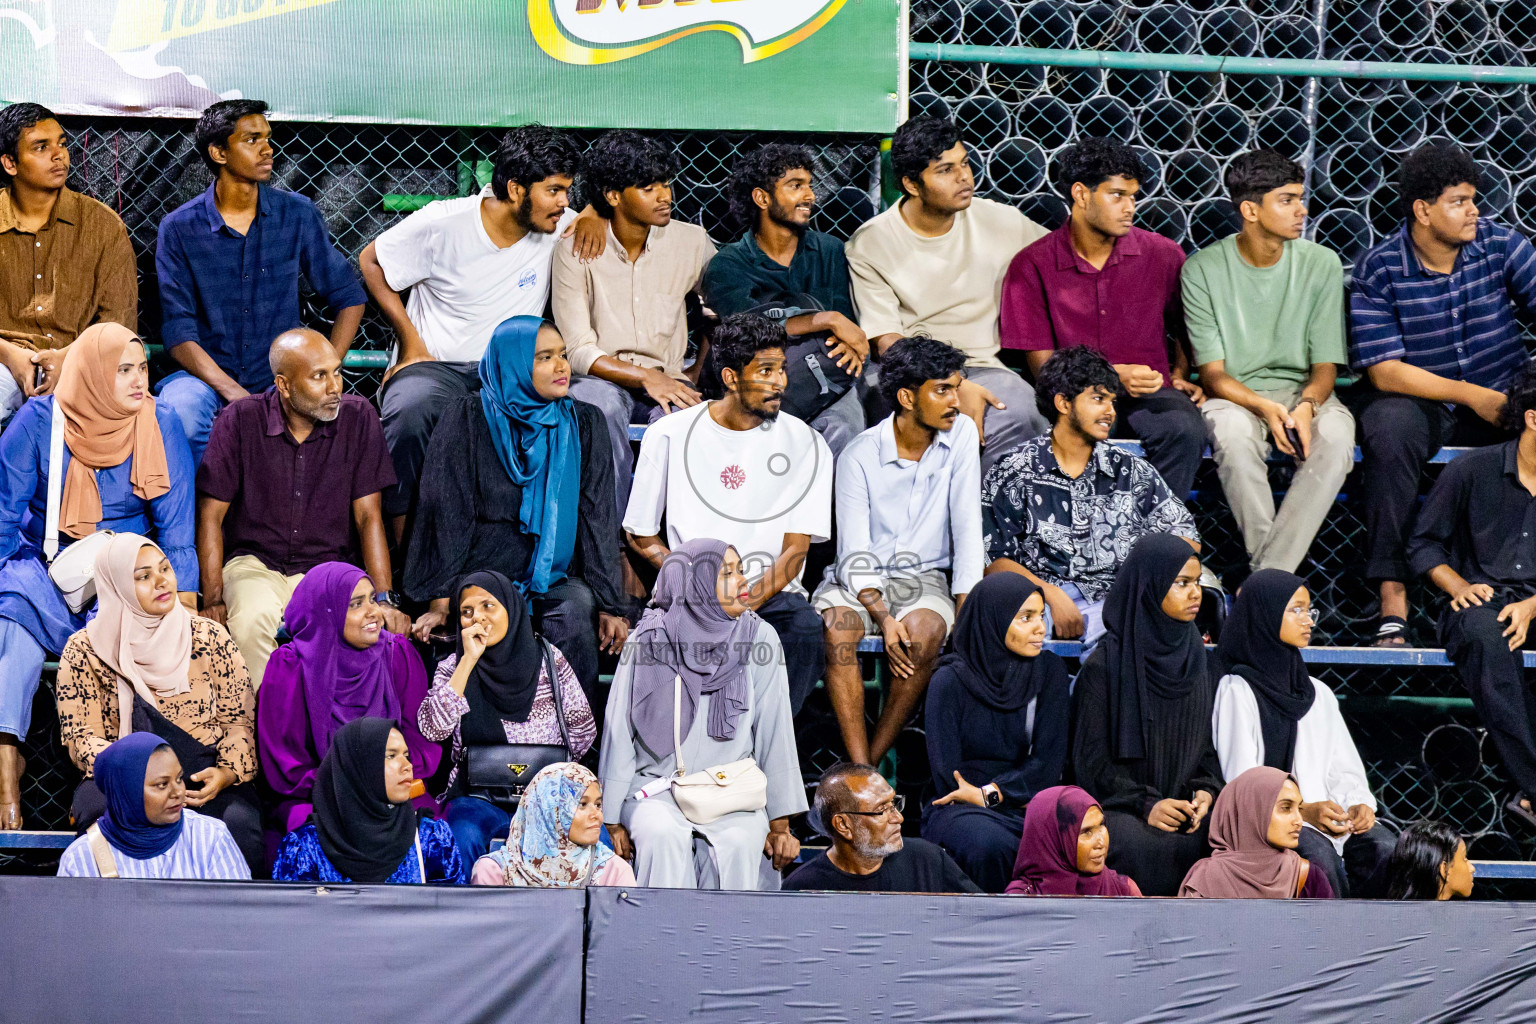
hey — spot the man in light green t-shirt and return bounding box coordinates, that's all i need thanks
[1184,150,1354,574]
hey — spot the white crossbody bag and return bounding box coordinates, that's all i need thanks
[668,674,767,825]
[45,402,113,613]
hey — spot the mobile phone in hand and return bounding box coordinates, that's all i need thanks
[1284,425,1303,456]
[34,364,46,390]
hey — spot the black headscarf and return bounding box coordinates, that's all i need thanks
[455,571,544,746]
[1100,533,1208,760]
[311,716,418,884]
[938,573,1047,712]
[1214,569,1316,771]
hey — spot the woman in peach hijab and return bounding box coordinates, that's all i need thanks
[0,325,195,830]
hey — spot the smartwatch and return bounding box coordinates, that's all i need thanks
[982,783,1002,808]
[373,590,402,609]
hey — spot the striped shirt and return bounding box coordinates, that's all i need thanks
[56,809,251,880]
[1348,220,1536,389]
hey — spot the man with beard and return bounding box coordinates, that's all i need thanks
[361,124,584,533]
[0,102,137,430]
[705,143,868,455]
[1003,138,1207,500]
[196,329,403,687]
[783,763,979,892]
[624,313,833,715]
[816,338,982,766]
[845,116,1049,477]
[553,130,715,516]
[981,346,1198,647]
[157,99,367,465]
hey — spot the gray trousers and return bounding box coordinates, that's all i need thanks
[1203,388,1355,573]
[966,366,1050,478]
[570,375,866,520]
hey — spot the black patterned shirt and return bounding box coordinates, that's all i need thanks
[981,436,1198,603]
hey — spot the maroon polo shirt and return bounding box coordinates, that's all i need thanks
[196,390,396,576]
[999,222,1186,384]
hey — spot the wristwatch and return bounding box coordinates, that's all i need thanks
[982,783,1002,808]
[373,590,402,609]
[1294,396,1320,412]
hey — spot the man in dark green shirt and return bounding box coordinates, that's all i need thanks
[705,144,867,454]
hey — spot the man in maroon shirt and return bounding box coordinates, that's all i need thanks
[196,328,409,687]
[1000,138,1207,497]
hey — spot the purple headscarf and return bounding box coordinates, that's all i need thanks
[279,563,400,756]
[1006,786,1136,897]
[628,540,759,756]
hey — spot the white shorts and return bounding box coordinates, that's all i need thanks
[812,568,957,636]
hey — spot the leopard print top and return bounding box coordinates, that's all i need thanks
[55,616,258,782]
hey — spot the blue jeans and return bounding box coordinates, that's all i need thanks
[0,619,45,740]
[154,371,225,466]
[444,795,512,869]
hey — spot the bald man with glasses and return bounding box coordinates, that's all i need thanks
[783,763,980,893]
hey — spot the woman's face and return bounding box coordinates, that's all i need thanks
[383,728,415,804]
[568,781,605,847]
[530,325,571,401]
[1278,586,1314,649]
[1266,778,1305,850]
[142,746,186,826]
[1440,840,1476,899]
[1160,555,1204,623]
[1075,804,1109,874]
[460,586,510,646]
[1004,591,1047,657]
[131,544,178,617]
[341,577,385,649]
[715,547,751,619]
[114,340,149,411]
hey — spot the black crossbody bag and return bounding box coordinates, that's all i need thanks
[463,640,572,811]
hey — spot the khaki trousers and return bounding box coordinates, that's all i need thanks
[222,554,305,690]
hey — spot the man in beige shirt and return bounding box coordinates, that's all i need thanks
[553,131,714,515]
[0,103,138,428]
[846,116,1049,476]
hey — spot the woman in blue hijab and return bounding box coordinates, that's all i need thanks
[56,732,251,878]
[404,317,630,697]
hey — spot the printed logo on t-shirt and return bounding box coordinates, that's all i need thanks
[518,268,539,289]
[720,465,746,490]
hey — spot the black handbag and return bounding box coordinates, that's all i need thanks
[463,640,573,811]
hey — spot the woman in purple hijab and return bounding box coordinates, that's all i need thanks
[1006,786,1140,897]
[258,562,441,832]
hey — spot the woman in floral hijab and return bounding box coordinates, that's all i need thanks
[470,762,636,888]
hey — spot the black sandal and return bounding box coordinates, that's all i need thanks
[1372,615,1409,647]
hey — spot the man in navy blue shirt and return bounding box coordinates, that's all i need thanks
[155,99,367,464]
[1348,143,1536,645]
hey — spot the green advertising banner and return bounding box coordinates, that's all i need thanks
[1,0,905,132]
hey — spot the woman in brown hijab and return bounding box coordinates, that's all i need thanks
[0,325,196,829]
[1178,765,1336,899]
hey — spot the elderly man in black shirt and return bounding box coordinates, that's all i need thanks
[783,763,980,893]
[1409,365,1536,828]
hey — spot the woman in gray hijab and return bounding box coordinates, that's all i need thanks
[599,539,806,889]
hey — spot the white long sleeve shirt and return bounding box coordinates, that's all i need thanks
[1212,674,1376,855]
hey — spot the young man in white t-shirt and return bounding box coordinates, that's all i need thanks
[624,313,833,714]
[360,125,588,527]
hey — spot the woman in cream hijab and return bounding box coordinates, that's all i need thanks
[54,532,261,875]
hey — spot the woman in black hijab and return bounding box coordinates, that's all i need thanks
[1071,533,1224,896]
[1211,569,1391,897]
[922,574,1070,892]
[416,571,596,868]
[272,717,466,884]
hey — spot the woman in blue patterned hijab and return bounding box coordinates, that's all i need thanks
[476,762,634,888]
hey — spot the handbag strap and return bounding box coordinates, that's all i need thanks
[44,399,64,563]
[671,674,686,778]
[414,830,427,883]
[541,639,573,755]
[86,823,119,878]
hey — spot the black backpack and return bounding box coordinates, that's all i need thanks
[704,296,860,422]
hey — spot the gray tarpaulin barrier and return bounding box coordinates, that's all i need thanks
[0,878,584,1024]
[585,887,1536,1023]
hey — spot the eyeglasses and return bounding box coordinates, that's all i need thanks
[1286,605,1321,625]
[840,794,906,819]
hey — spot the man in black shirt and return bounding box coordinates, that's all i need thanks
[1408,365,1536,827]
[783,763,980,893]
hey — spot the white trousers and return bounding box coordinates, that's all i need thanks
[624,793,774,890]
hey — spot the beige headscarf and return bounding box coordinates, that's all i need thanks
[84,533,193,736]
[53,324,170,540]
